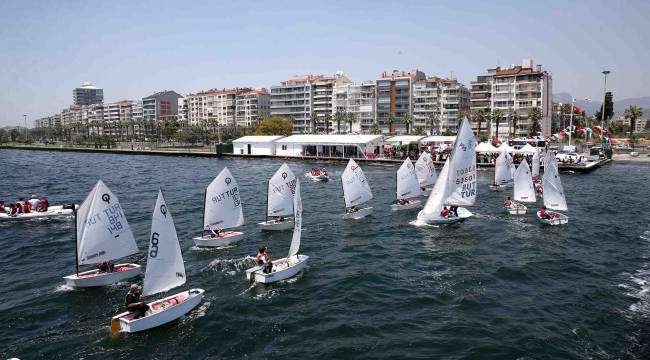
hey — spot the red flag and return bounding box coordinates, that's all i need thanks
[572,106,581,114]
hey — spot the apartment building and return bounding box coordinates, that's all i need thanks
[375,70,426,134]
[183,88,270,127]
[412,77,470,134]
[332,81,376,133]
[142,90,182,122]
[470,59,553,139]
[73,82,103,106]
[235,88,270,126]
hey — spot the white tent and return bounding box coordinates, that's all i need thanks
[496,142,516,153]
[516,143,537,154]
[475,142,499,153]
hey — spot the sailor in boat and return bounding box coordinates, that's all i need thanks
[16,197,26,207]
[534,183,543,196]
[209,226,221,238]
[28,195,40,209]
[274,216,286,223]
[12,203,22,215]
[0,200,5,214]
[21,201,32,213]
[346,206,359,214]
[36,197,49,212]
[440,206,449,218]
[125,284,149,319]
[98,261,114,273]
[255,247,273,274]
[539,206,557,220]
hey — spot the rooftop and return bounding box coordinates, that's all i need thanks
[276,134,383,145]
[232,135,285,143]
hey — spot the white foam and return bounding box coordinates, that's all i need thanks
[53,284,74,292]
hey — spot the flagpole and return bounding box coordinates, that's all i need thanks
[568,98,574,147]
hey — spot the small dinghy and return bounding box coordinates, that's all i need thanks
[391,158,422,211]
[193,167,245,247]
[111,189,205,334]
[63,180,141,288]
[259,163,296,231]
[246,179,308,284]
[505,160,537,215]
[417,117,476,225]
[0,204,77,222]
[305,168,329,182]
[537,152,569,225]
[490,146,514,191]
[341,159,373,219]
[414,152,436,197]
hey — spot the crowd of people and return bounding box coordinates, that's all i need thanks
[0,195,49,216]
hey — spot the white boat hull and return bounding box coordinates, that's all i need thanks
[258,218,294,231]
[111,288,205,333]
[245,255,309,284]
[536,210,569,225]
[0,204,78,222]
[63,263,141,287]
[489,184,507,191]
[305,173,329,182]
[193,231,244,247]
[390,200,422,211]
[504,203,527,215]
[422,207,473,224]
[343,207,373,220]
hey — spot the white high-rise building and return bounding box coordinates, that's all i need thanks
[413,77,470,134]
[332,81,376,133]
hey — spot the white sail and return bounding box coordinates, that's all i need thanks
[418,117,476,221]
[414,152,437,187]
[287,179,302,258]
[513,160,536,203]
[508,152,516,178]
[542,159,568,211]
[267,163,297,217]
[76,180,138,266]
[143,189,186,297]
[532,149,541,178]
[203,167,244,230]
[341,159,373,208]
[494,148,513,185]
[396,158,422,200]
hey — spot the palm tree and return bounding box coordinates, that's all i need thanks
[427,113,436,135]
[491,109,504,143]
[324,113,332,135]
[560,103,571,130]
[527,107,542,136]
[387,114,395,134]
[334,111,344,134]
[309,113,318,134]
[624,105,643,144]
[511,110,520,138]
[347,112,357,134]
[403,112,413,135]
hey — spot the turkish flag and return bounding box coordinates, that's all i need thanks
[572,106,581,114]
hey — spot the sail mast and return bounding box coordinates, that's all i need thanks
[265,178,269,223]
[201,188,207,237]
[74,208,79,276]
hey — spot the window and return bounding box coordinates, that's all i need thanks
[281,145,287,150]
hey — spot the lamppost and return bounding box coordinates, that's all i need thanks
[583,98,590,142]
[23,114,27,138]
[601,70,610,138]
[569,98,575,146]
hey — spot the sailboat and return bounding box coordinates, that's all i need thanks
[246,179,308,283]
[193,167,245,247]
[532,148,543,197]
[537,152,569,225]
[111,189,205,334]
[490,147,514,191]
[506,160,536,215]
[341,158,373,219]
[417,117,476,225]
[414,152,436,195]
[259,163,296,231]
[391,158,423,210]
[63,180,141,288]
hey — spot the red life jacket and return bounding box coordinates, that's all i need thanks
[440,209,448,217]
[23,203,31,213]
[255,252,264,265]
[540,208,546,218]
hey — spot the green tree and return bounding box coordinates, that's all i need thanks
[403,112,413,135]
[624,105,643,142]
[255,117,293,136]
[387,114,395,134]
[0,129,7,143]
[324,113,332,135]
[427,113,439,135]
[491,109,504,142]
[527,107,542,136]
[309,113,318,134]
[595,92,614,125]
[511,110,520,137]
[334,111,345,134]
[347,112,357,134]
[371,123,380,135]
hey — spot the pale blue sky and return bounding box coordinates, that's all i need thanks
[1,0,648,126]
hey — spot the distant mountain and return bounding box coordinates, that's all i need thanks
[553,93,650,117]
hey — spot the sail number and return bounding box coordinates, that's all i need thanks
[150,232,160,258]
[103,203,125,235]
[211,187,241,207]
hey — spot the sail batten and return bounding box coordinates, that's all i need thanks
[76,180,138,265]
[396,158,422,200]
[341,159,373,208]
[203,167,244,230]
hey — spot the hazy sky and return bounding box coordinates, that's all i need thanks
[1,0,648,126]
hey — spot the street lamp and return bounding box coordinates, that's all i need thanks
[23,114,27,138]
[601,70,610,137]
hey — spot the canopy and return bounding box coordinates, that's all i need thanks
[76,180,138,266]
[497,142,516,153]
[475,142,499,153]
[341,158,373,208]
[267,163,296,217]
[288,179,302,258]
[143,189,186,297]
[396,158,422,200]
[203,167,244,230]
[516,143,537,154]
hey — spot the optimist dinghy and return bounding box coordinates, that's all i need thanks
[193,167,245,247]
[490,147,514,191]
[111,189,205,334]
[416,117,476,225]
[504,160,537,215]
[246,179,308,284]
[537,152,569,225]
[63,180,140,288]
[341,159,373,219]
[259,163,296,231]
[0,204,77,222]
[414,152,436,196]
[391,158,422,211]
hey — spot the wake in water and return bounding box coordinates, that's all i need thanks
[409,219,439,228]
[53,284,75,293]
[191,244,236,251]
[624,228,650,315]
[202,256,256,275]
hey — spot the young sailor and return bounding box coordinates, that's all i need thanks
[125,284,149,319]
[504,196,512,207]
[255,247,273,274]
[440,206,449,218]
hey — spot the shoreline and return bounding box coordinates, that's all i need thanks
[1,144,618,172]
